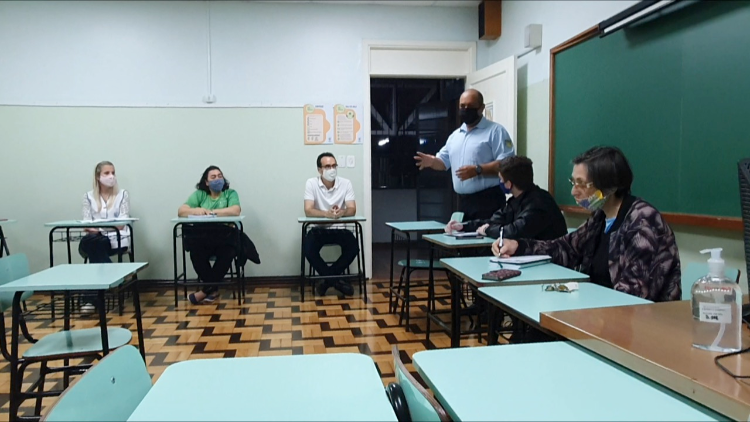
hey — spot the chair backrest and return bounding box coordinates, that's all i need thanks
[386,382,411,422]
[392,346,451,422]
[42,345,152,422]
[680,262,742,301]
[449,212,464,224]
[0,254,32,312]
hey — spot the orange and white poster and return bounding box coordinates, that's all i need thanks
[333,104,362,145]
[303,104,332,145]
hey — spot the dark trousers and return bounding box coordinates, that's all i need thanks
[185,226,237,294]
[303,228,359,277]
[78,234,127,304]
[458,186,506,221]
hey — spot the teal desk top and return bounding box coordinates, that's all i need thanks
[385,221,445,232]
[128,353,397,421]
[423,233,495,249]
[0,263,148,292]
[298,216,366,223]
[413,342,723,421]
[440,256,589,287]
[0,219,17,226]
[172,216,245,224]
[45,219,138,228]
[479,283,651,323]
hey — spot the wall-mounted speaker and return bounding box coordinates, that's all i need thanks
[479,0,502,41]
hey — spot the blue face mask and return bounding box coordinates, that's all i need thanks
[499,179,512,195]
[208,178,225,193]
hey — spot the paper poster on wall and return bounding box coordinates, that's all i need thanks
[484,101,494,121]
[333,104,362,145]
[303,104,332,145]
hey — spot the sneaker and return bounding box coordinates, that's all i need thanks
[202,294,218,304]
[316,280,332,296]
[188,293,202,305]
[333,280,354,296]
[80,303,96,314]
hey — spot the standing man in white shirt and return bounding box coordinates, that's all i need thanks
[303,153,359,296]
[414,88,515,220]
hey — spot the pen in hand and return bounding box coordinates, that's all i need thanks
[499,227,504,248]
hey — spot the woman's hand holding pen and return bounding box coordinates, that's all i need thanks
[492,238,519,258]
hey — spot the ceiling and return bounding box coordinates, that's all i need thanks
[257,1,481,7]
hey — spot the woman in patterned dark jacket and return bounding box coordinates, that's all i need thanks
[492,146,681,302]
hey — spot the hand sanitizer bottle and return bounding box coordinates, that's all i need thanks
[691,248,742,352]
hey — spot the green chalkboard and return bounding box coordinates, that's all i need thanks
[553,1,750,219]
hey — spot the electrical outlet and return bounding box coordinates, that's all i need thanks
[346,155,355,168]
[337,155,347,168]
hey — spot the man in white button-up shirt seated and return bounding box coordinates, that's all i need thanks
[303,153,359,296]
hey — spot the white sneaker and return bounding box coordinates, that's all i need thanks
[81,303,95,314]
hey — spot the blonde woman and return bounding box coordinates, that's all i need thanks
[79,161,131,262]
[78,161,131,312]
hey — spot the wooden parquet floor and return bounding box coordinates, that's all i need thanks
[0,277,490,421]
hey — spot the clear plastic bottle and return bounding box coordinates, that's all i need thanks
[691,248,742,352]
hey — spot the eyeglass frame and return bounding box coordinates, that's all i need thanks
[542,283,571,293]
[320,164,338,170]
[568,177,595,190]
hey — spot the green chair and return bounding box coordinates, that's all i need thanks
[388,345,451,422]
[42,345,151,422]
[392,212,464,330]
[680,262,741,301]
[0,254,134,421]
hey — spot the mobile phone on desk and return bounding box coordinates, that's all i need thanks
[481,269,521,281]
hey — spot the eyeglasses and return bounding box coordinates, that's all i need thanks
[321,164,338,170]
[543,283,571,293]
[568,177,594,190]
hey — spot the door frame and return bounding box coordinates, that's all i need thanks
[362,40,476,277]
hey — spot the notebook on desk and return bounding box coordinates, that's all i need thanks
[187,214,216,219]
[490,255,552,269]
[76,217,139,223]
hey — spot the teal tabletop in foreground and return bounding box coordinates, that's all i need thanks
[479,282,651,323]
[440,256,589,287]
[128,353,397,421]
[423,233,495,248]
[0,263,148,292]
[171,216,245,224]
[298,216,366,223]
[45,219,138,228]
[413,343,723,421]
[385,221,445,232]
[0,219,17,226]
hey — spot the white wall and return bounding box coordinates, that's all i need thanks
[485,0,748,290]
[0,1,478,279]
[0,1,477,107]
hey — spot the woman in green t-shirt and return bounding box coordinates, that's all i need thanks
[177,165,241,304]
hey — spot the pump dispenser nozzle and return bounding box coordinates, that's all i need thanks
[700,248,725,278]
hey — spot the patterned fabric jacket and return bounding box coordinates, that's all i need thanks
[517,196,681,302]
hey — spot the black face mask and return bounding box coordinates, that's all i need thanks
[459,107,481,125]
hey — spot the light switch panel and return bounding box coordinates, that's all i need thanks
[346,155,355,168]
[337,155,347,168]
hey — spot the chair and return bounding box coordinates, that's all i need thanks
[680,262,741,301]
[0,254,134,421]
[42,345,151,422]
[391,212,464,330]
[388,345,451,422]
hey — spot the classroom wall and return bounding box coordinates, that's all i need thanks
[0,1,478,279]
[483,1,748,290]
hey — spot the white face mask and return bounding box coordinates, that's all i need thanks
[322,168,337,182]
[99,175,116,188]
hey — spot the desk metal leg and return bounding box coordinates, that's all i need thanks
[300,223,307,302]
[388,229,395,313]
[97,290,110,355]
[450,273,461,348]
[9,292,23,422]
[488,304,498,346]
[132,281,146,359]
[173,224,179,308]
[357,222,367,304]
[426,244,435,343]
[404,232,411,332]
[0,226,8,257]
